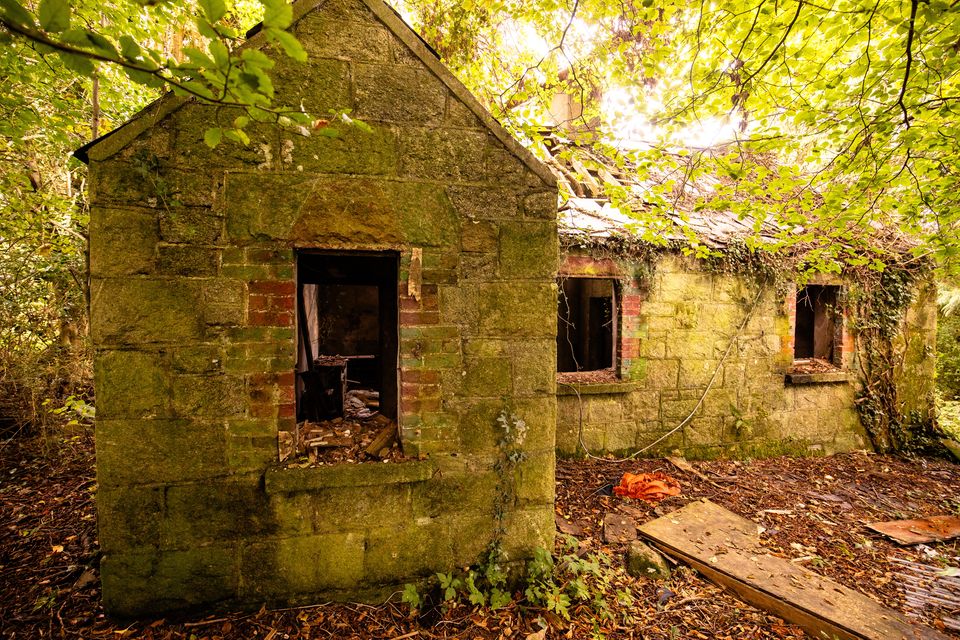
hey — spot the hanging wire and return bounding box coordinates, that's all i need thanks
[559,287,765,462]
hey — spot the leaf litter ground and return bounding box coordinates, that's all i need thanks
[1,432,958,639]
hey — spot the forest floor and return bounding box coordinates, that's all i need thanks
[1,431,959,639]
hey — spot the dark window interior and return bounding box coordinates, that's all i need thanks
[557,277,616,372]
[794,285,839,363]
[296,252,398,422]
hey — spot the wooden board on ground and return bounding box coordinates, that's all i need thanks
[638,499,949,640]
[867,515,960,545]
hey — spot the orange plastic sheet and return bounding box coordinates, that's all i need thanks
[613,472,681,501]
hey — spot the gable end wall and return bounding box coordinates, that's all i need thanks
[89,0,558,616]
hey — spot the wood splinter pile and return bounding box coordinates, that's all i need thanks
[294,390,403,465]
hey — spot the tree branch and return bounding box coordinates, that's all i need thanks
[897,0,919,128]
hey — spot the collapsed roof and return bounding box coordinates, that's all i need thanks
[542,136,916,256]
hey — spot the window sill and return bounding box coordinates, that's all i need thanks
[785,370,852,385]
[265,459,438,495]
[557,380,639,396]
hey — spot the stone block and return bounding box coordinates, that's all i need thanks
[295,15,391,62]
[455,399,505,453]
[364,518,452,583]
[163,477,273,548]
[226,173,457,248]
[499,221,558,279]
[446,185,520,221]
[101,545,238,617]
[311,0,376,21]
[522,190,558,220]
[577,423,606,455]
[485,146,527,184]
[445,95,483,129]
[96,419,227,487]
[635,424,682,454]
[89,207,157,276]
[399,127,486,182]
[622,390,660,421]
[309,484,414,535]
[460,252,498,280]
[477,282,557,337]
[97,486,164,553]
[510,397,557,452]
[284,122,399,176]
[679,359,721,389]
[642,359,679,389]
[240,532,365,599]
[95,350,169,419]
[605,420,640,453]
[511,340,556,396]
[446,513,496,563]
[157,245,220,277]
[586,397,623,424]
[459,357,512,397]
[202,279,246,326]
[461,220,499,252]
[659,272,711,300]
[684,417,724,447]
[702,387,739,417]
[625,540,670,580]
[355,65,446,124]
[411,471,498,518]
[516,451,555,506]
[668,331,716,359]
[158,207,223,244]
[170,374,246,419]
[500,506,554,558]
[555,397,581,456]
[91,278,203,345]
[273,57,352,116]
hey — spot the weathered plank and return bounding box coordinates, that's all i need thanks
[638,499,950,640]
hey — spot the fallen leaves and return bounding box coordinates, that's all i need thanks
[2,434,959,639]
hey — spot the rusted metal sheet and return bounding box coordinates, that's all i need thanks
[867,516,960,545]
[639,499,950,640]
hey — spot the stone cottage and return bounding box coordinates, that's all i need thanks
[540,142,937,459]
[79,0,558,616]
[78,0,939,619]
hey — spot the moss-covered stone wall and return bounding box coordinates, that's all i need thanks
[938,310,960,400]
[89,0,557,616]
[557,253,875,459]
[895,278,939,424]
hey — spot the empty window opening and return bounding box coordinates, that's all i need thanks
[295,251,401,463]
[794,285,840,365]
[557,278,617,373]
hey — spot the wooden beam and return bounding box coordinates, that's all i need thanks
[639,499,950,640]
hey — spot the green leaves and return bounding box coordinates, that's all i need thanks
[198,0,225,23]
[37,0,70,32]
[267,27,306,62]
[261,0,291,29]
[400,583,421,610]
[0,0,35,27]
[203,127,222,148]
